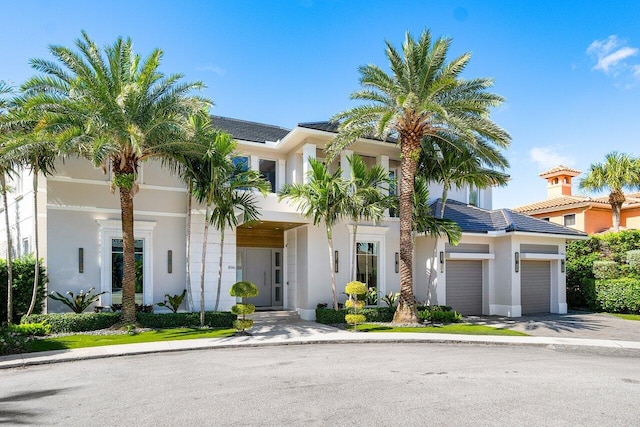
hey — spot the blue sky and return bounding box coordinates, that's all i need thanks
[2,0,640,208]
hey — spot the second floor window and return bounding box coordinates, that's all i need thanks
[232,156,249,172]
[259,159,276,192]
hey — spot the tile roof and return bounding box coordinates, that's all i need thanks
[538,165,582,177]
[513,193,640,214]
[430,199,586,237]
[298,121,397,143]
[210,116,290,143]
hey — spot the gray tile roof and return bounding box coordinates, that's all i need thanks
[298,121,397,143]
[430,199,586,237]
[210,116,290,143]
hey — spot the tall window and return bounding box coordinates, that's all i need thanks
[357,242,378,304]
[469,187,479,207]
[111,239,144,305]
[259,159,277,192]
[389,169,398,217]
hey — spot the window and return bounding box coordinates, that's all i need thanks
[356,242,379,305]
[469,186,482,207]
[541,217,550,221]
[22,237,30,256]
[564,214,576,227]
[111,239,144,305]
[232,156,249,172]
[13,171,23,196]
[389,169,398,217]
[259,159,277,192]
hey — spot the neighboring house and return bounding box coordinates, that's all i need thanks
[513,165,640,234]
[0,117,585,319]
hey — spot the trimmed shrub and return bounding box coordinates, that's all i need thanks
[0,326,30,355]
[599,230,640,263]
[595,278,640,314]
[316,307,347,324]
[592,261,620,280]
[0,257,48,324]
[9,322,51,336]
[136,311,236,329]
[230,281,259,333]
[315,306,396,324]
[22,312,121,333]
[626,250,640,274]
[418,305,462,323]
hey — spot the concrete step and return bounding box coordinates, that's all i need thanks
[248,310,300,323]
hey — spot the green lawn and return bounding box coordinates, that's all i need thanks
[351,323,528,336]
[610,313,640,321]
[28,328,236,352]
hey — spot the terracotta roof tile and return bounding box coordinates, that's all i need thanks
[538,165,582,178]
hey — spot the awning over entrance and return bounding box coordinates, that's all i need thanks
[237,221,305,248]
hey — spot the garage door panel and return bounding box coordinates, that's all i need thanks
[521,261,551,314]
[446,260,482,315]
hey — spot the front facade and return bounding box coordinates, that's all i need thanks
[513,165,640,234]
[0,117,584,319]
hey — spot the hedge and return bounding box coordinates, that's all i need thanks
[0,257,48,324]
[595,278,640,314]
[136,311,236,328]
[315,306,395,324]
[22,313,121,333]
[417,305,462,323]
[592,261,620,280]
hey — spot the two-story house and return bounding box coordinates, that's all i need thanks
[0,116,585,319]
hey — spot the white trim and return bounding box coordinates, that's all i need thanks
[47,205,186,218]
[469,231,587,240]
[97,220,157,306]
[446,252,495,260]
[47,176,187,192]
[520,253,564,260]
[298,308,315,321]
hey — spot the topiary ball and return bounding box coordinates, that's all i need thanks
[231,303,256,316]
[345,281,367,296]
[345,299,365,310]
[233,319,254,331]
[345,314,366,325]
[230,281,259,298]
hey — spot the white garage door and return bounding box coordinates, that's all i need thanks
[446,260,482,315]
[521,261,551,314]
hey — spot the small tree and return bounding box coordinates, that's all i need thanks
[230,281,258,335]
[345,281,367,331]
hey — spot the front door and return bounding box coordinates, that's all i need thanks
[245,248,272,307]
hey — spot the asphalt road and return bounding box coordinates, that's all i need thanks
[2,343,639,426]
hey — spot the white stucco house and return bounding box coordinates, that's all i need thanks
[0,116,586,319]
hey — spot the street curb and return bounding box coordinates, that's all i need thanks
[2,333,640,370]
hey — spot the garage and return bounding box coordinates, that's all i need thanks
[521,261,551,314]
[446,260,483,315]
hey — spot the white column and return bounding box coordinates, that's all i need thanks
[250,155,260,173]
[302,143,316,184]
[277,159,286,192]
[340,149,353,181]
[377,155,390,216]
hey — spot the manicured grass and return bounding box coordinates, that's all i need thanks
[28,328,236,352]
[351,323,528,336]
[610,313,640,321]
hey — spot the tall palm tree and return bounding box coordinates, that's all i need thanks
[419,135,509,218]
[579,151,640,232]
[346,154,393,281]
[412,175,461,243]
[328,30,510,323]
[279,158,350,309]
[21,32,208,323]
[0,81,17,323]
[191,127,268,326]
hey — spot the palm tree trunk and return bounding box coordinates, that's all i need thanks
[393,135,420,324]
[613,203,622,232]
[1,174,14,324]
[440,185,449,219]
[119,185,137,324]
[200,206,210,326]
[327,226,338,309]
[26,167,40,317]
[185,182,194,311]
[351,221,358,282]
[214,225,225,311]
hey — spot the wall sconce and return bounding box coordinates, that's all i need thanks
[561,259,565,273]
[78,248,84,274]
[439,251,444,273]
[515,252,520,273]
[168,250,173,274]
[334,250,339,273]
[395,252,399,273]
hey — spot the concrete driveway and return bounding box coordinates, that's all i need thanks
[466,311,640,341]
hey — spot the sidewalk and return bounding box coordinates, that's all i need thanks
[2,319,640,369]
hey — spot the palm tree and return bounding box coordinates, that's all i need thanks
[346,154,393,281]
[328,30,510,323]
[412,175,461,243]
[419,135,509,218]
[279,158,350,309]
[21,32,208,323]
[0,81,17,323]
[191,126,268,326]
[579,151,640,232]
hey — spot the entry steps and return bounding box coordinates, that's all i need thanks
[248,310,300,323]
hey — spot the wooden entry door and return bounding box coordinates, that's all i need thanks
[245,248,272,307]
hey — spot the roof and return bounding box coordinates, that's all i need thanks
[513,193,640,214]
[539,165,582,178]
[298,121,397,143]
[210,116,290,143]
[431,199,586,237]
